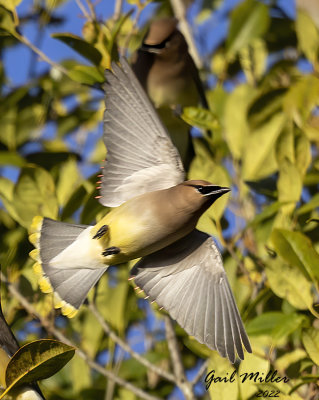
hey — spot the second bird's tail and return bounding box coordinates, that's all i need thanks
[29,217,108,317]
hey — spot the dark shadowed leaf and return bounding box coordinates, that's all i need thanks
[52,33,103,65]
[0,339,75,399]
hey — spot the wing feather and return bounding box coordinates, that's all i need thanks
[131,230,251,362]
[100,58,185,207]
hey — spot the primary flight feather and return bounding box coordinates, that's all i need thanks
[29,58,251,363]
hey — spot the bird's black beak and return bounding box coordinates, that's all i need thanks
[201,186,231,201]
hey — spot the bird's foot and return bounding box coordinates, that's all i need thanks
[93,225,109,239]
[102,246,120,256]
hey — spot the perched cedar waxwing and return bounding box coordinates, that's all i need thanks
[132,17,209,169]
[29,58,251,363]
[0,298,44,399]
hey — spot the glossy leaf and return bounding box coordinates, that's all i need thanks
[52,33,103,65]
[0,340,75,398]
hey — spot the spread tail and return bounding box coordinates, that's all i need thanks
[29,217,107,317]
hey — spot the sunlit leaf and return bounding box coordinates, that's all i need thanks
[67,65,105,85]
[224,84,257,159]
[296,9,319,64]
[56,157,82,207]
[242,113,285,180]
[13,166,58,228]
[302,327,319,365]
[271,228,319,283]
[266,259,314,311]
[226,0,269,58]
[277,158,302,215]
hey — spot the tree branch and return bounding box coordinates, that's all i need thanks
[0,273,161,400]
[191,359,208,385]
[164,316,195,400]
[14,32,69,77]
[170,0,202,69]
[88,301,175,383]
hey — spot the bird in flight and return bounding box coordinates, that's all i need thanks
[29,58,251,363]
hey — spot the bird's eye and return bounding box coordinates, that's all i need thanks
[195,186,212,195]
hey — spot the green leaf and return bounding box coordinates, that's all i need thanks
[296,9,319,64]
[0,178,21,223]
[276,349,307,372]
[56,157,82,207]
[295,132,311,176]
[302,327,319,366]
[277,158,302,214]
[0,339,75,399]
[52,33,103,65]
[239,38,267,84]
[181,107,218,131]
[226,0,269,58]
[224,84,257,159]
[67,65,105,85]
[94,266,129,333]
[297,193,319,215]
[13,166,58,228]
[265,259,314,311]
[271,228,319,283]
[242,113,285,180]
[0,6,17,35]
[0,0,22,12]
[246,312,287,336]
[0,151,25,167]
[247,201,286,227]
[284,75,319,127]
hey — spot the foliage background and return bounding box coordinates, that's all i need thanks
[0,0,319,399]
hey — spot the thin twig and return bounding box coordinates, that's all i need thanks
[170,0,202,69]
[14,32,69,77]
[75,0,92,20]
[114,0,123,21]
[164,316,195,400]
[88,301,176,383]
[86,0,97,20]
[191,359,209,385]
[1,273,161,400]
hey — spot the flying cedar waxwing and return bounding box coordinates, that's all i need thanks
[131,17,209,169]
[29,58,251,363]
[0,300,44,399]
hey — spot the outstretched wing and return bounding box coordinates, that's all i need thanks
[99,58,185,207]
[130,230,251,363]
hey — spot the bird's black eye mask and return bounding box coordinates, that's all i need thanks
[141,33,174,51]
[191,185,230,196]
